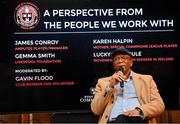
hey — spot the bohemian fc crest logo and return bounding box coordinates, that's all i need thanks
[14,2,40,30]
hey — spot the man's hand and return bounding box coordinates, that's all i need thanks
[110,71,126,86]
[123,109,141,117]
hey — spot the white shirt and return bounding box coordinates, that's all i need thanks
[109,75,140,121]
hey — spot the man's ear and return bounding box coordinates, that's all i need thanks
[130,62,133,67]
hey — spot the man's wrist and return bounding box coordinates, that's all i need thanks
[135,107,145,119]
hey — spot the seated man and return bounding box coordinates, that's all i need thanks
[91,48,165,123]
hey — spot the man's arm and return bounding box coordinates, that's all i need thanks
[91,78,115,116]
[138,76,165,118]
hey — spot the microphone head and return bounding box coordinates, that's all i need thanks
[116,67,124,73]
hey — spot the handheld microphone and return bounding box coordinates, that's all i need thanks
[116,67,124,88]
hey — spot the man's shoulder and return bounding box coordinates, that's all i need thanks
[132,71,153,79]
[96,76,112,87]
[98,76,112,81]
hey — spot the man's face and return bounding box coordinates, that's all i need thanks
[112,53,133,73]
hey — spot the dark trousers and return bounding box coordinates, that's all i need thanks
[108,115,148,123]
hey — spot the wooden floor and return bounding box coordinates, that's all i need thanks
[0,110,180,123]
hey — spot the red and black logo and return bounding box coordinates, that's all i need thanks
[14,2,40,30]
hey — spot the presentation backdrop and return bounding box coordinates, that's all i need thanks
[0,0,179,113]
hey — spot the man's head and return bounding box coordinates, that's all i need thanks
[111,48,133,74]
[111,48,132,59]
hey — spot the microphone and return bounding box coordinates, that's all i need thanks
[116,67,124,88]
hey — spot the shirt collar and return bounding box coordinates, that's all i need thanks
[125,71,132,82]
